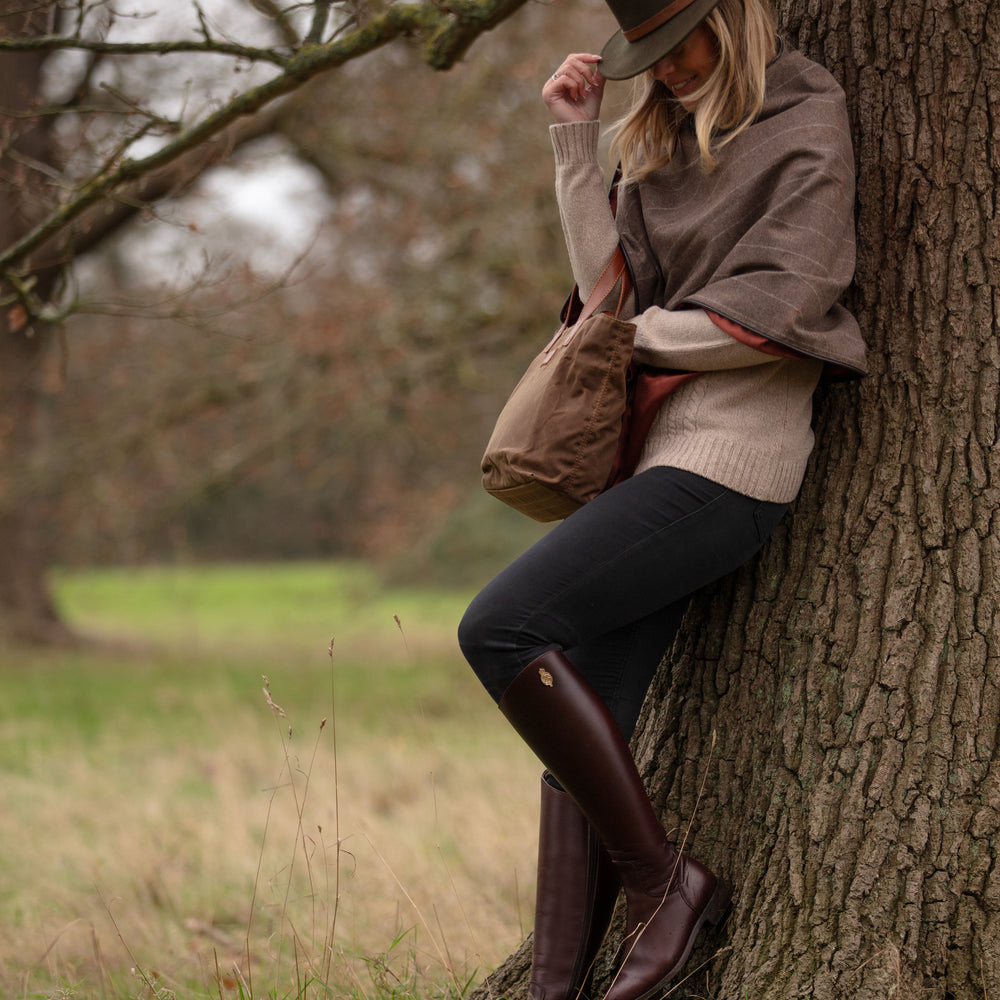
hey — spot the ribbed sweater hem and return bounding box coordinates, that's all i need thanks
[634,434,810,504]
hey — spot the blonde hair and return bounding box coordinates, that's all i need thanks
[610,0,778,179]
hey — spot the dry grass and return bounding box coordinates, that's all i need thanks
[0,563,540,1000]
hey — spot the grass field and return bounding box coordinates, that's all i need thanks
[0,562,540,1000]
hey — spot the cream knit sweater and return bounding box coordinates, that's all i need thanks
[551,120,823,503]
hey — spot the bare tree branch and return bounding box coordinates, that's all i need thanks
[69,99,287,260]
[0,0,530,281]
[0,32,294,64]
[424,0,531,68]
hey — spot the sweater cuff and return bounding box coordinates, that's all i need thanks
[633,307,778,370]
[550,121,601,164]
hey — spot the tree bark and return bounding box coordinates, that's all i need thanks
[0,1,73,644]
[474,1,1000,997]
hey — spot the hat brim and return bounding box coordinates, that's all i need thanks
[598,0,724,80]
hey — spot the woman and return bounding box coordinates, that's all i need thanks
[458,1,866,998]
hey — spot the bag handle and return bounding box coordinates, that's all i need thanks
[542,247,632,364]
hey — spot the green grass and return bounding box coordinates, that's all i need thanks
[0,562,539,1000]
[54,559,459,653]
[45,561,484,729]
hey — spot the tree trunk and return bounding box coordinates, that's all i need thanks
[0,2,74,645]
[474,1,1000,997]
[0,7,287,644]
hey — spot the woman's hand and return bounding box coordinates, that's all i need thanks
[543,53,606,124]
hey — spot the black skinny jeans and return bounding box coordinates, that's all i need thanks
[458,466,788,741]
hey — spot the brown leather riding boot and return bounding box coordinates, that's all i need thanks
[499,651,731,1000]
[530,771,620,1000]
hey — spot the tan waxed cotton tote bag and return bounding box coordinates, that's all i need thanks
[480,250,636,522]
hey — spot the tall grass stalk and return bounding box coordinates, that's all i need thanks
[322,639,343,989]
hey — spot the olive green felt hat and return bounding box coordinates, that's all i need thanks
[599,0,723,80]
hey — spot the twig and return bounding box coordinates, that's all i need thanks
[94,887,161,998]
[306,0,332,44]
[0,33,293,65]
[322,636,343,984]
[244,0,303,49]
[96,81,183,133]
[194,1,215,43]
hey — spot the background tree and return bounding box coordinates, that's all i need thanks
[0,2,67,641]
[477,1,1000,998]
[1,0,572,642]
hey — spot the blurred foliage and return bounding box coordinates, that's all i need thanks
[32,0,622,579]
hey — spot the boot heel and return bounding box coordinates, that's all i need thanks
[703,878,732,926]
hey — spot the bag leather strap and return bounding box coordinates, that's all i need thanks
[578,246,631,324]
[543,247,632,363]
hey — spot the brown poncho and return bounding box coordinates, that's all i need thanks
[615,46,867,377]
